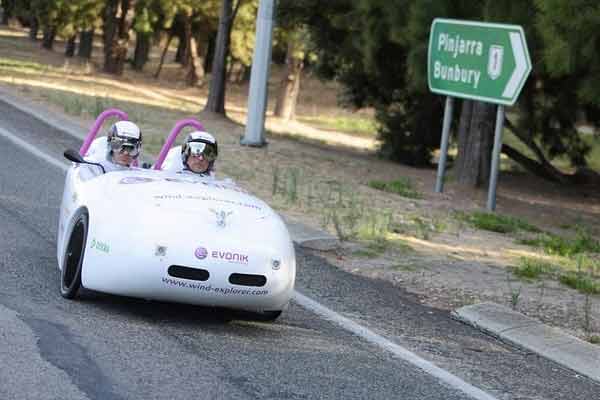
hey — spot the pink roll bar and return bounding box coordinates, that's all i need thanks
[79,108,129,156]
[153,118,205,170]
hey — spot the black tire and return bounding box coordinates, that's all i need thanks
[253,310,282,322]
[60,209,89,299]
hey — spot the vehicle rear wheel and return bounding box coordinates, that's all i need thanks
[60,209,88,299]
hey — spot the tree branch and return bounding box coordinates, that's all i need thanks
[503,117,570,183]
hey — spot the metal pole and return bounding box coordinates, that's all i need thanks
[487,105,505,211]
[241,0,275,147]
[435,96,454,193]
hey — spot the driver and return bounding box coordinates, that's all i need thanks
[180,131,218,176]
[100,121,143,172]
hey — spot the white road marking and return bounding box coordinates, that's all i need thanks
[294,292,498,400]
[1,125,498,400]
[0,127,68,172]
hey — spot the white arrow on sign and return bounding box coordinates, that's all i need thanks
[502,32,528,99]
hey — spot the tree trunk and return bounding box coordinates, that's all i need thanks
[41,26,56,50]
[454,100,473,177]
[204,0,242,115]
[203,33,216,74]
[173,13,188,65]
[154,33,173,79]
[454,100,496,187]
[1,0,13,25]
[104,0,136,75]
[227,60,246,83]
[133,32,151,71]
[77,30,94,59]
[175,35,188,65]
[274,40,304,120]
[29,17,39,40]
[65,35,77,57]
[103,0,119,61]
[186,34,205,86]
[195,33,209,81]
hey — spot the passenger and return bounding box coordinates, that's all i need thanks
[99,121,143,173]
[180,131,218,177]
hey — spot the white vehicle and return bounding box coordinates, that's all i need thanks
[57,110,295,320]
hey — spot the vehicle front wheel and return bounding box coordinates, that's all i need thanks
[60,209,88,299]
[253,310,282,322]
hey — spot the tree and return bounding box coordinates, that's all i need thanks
[132,0,162,71]
[13,0,39,40]
[1,0,15,25]
[299,0,445,166]
[104,0,137,75]
[204,0,244,115]
[273,5,313,121]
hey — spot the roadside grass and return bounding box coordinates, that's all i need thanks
[0,58,51,73]
[559,273,600,295]
[296,115,377,138]
[271,167,428,254]
[455,211,540,234]
[517,226,600,257]
[352,239,389,258]
[368,178,422,199]
[513,255,600,295]
[513,257,556,280]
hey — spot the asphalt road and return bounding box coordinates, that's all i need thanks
[0,100,598,400]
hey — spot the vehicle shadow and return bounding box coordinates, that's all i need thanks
[74,288,277,328]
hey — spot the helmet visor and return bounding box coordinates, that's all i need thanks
[188,142,217,162]
[110,136,141,157]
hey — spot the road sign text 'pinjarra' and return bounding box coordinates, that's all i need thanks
[434,33,484,88]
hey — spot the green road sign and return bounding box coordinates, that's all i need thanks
[428,18,531,106]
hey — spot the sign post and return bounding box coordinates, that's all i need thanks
[428,18,531,210]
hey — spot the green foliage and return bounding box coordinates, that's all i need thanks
[458,211,540,234]
[514,258,554,279]
[519,228,600,257]
[367,178,422,199]
[230,1,258,66]
[559,273,600,295]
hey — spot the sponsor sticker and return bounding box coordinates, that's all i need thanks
[211,250,248,264]
[119,177,155,184]
[161,277,268,296]
[194,247,208,259]
[152,194,262,210]
[90,238,110,254]
[193,246,249,264]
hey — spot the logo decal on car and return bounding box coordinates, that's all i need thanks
[209,209,233,228]
[90,238,110,254]
[155,245,167,257]
[211,250,248,264]
[194,247,208,259]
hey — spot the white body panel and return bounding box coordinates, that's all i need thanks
[57,166,296,312]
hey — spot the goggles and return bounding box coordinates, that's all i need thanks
[110,136,141,157]
[187,141,217,162]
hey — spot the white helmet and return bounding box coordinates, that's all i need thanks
[106,121,142,159]
[181,131,218,173]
